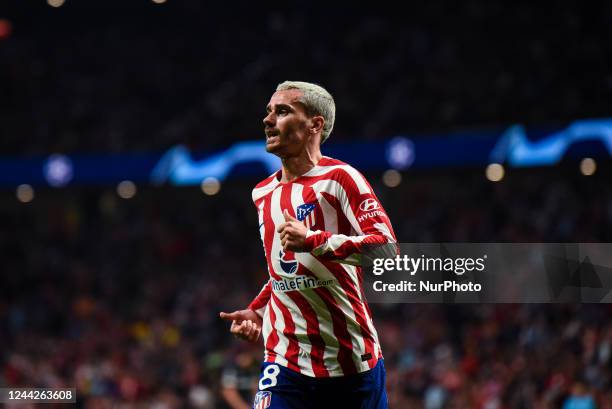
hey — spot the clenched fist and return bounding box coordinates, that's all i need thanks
[219,309,262,343]
[277,209,308,252]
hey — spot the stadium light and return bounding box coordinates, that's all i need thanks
[201,177,220,196]
[16,184,34,203]
[117,180,137,199]
[486,163,504,182]
[580,158,596,176]
[382,169,402,188]
[47,0,66,8]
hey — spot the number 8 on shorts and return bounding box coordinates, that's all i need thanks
[259,364,280,390]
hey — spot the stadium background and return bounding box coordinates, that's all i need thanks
[1,1,612,408]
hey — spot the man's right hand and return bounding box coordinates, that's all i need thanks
[219,309,263,343]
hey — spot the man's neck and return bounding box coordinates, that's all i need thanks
[280,150,322,183]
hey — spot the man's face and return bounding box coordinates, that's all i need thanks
[263,89,312,157]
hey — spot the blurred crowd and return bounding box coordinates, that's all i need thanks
[1,166,611,408]
[2,3,612,407]
[2,1,612,155]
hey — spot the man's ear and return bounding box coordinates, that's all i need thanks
[310,116,324,135]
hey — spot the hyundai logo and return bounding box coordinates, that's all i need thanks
[359,198,380,212]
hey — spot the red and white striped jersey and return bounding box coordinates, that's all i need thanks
[248,156,396,378]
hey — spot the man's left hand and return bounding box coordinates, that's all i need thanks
[277,209,308,252]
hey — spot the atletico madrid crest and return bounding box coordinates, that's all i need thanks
[296,203,316,229]
[254,391,272,409]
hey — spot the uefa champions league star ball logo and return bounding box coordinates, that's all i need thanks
[386,137,415,170]
[43,154,74,187]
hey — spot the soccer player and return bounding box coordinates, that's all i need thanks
[220,81,396,409]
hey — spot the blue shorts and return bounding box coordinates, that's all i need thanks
[253,360,388,409]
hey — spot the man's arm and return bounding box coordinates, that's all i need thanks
[220,387,251,409]
[247,280,271,319]
[279,168,396,263]
[219,280,270,343]
[220,367,253,409]
[219,309,263,343]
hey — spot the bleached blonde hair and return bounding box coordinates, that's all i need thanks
[276,81,336,144]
